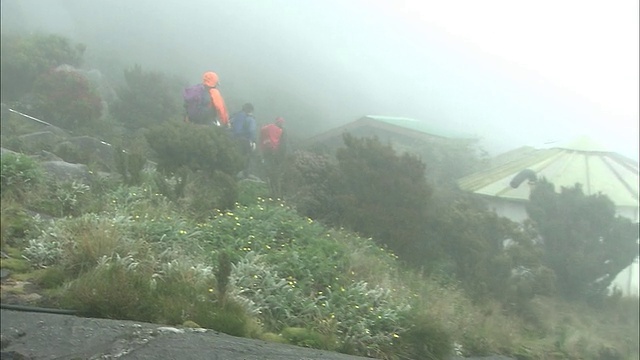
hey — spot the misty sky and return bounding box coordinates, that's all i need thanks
[2,0,638,159]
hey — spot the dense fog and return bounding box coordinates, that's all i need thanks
[2,0,638,158]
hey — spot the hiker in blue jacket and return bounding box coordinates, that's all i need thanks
[229,103,257,178]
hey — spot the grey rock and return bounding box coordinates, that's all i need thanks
[37,150,63,162]
[1,309,369,360]
[39,160,91,184]
[17,131,62,154]
[55,135,115,170]
[0,268,10,279]
[0,350,32,359]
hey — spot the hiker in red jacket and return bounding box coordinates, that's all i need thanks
[260,117,285,153]
[259,117,287,195]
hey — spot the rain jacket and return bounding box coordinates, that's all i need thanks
[230,111,257,143]
[202,71,229,126]
[260,123,283,151]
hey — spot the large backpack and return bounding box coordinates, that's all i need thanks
[183,84,210,123]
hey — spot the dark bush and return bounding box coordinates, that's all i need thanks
[145,121,243,209]
[31,68,103,130]
[333,134,432,264]
[527,180,640,301]
[282,149,341,222]
[395,313,452,360]
[146,121,242,177]
[1,33,85,102]
[182,170,238,217]
[110,64,183,130]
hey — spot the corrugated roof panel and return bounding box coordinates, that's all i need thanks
[457,148,562,191]
[457,140,640,209]
[584,155,639,207]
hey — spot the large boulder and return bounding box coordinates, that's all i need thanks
[39,160,91,184]
[53,135,115,171]
[16,131,64,155]
[1,147,19,157]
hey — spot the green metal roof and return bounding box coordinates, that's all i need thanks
[364,115,475,139]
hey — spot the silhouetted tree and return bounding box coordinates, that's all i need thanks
[526,179,639,301]
[111,64,183,130]
[424,191,544,300]
[333,134,432,263]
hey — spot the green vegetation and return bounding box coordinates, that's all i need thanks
[0,33,85,102]
[1,158,636,358]
[527,180,640,302]
[1,152,44,201]
[1,31,637,360]
[110,64,184,130]
[31,68,103,131]
[333,134,432,265]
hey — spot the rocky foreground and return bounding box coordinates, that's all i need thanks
[1,308,518,360]
[1,308,370,360]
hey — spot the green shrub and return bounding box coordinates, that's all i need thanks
[110,64,183,130]
[333,134,432,265]
[260,332,288,344]
[152,259,215,325]
[61,254,157,321]
[236,179,270,206]
[282,149,340,222]
[527,180,640,301]
[35,266,67,289]
[194,300,253,337]
[22,213,137,275]
[182,170,237,218]
[198,200,411,355]
[31,68,103,131]
[197,198,411,356]
[1,152,43,200]
[22,236,64,269]
[216,250,232,301]
[323,281,411,357]
[146,121,242,176]
[424,192,538,301]
[227,251,315,331]
[461,332,493,357]
[0,33,85,102]
[114,146,147,186]
[281,327,336,350]
[0,257,31,272]
[0,202,44,248]
[394,313,452,360]
[145,121,243,207]
[36,180,91,217]
[127,210,199,252]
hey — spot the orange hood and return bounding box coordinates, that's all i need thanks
[203,71,219,87]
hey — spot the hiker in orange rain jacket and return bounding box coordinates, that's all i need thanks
[202,71,229,126]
